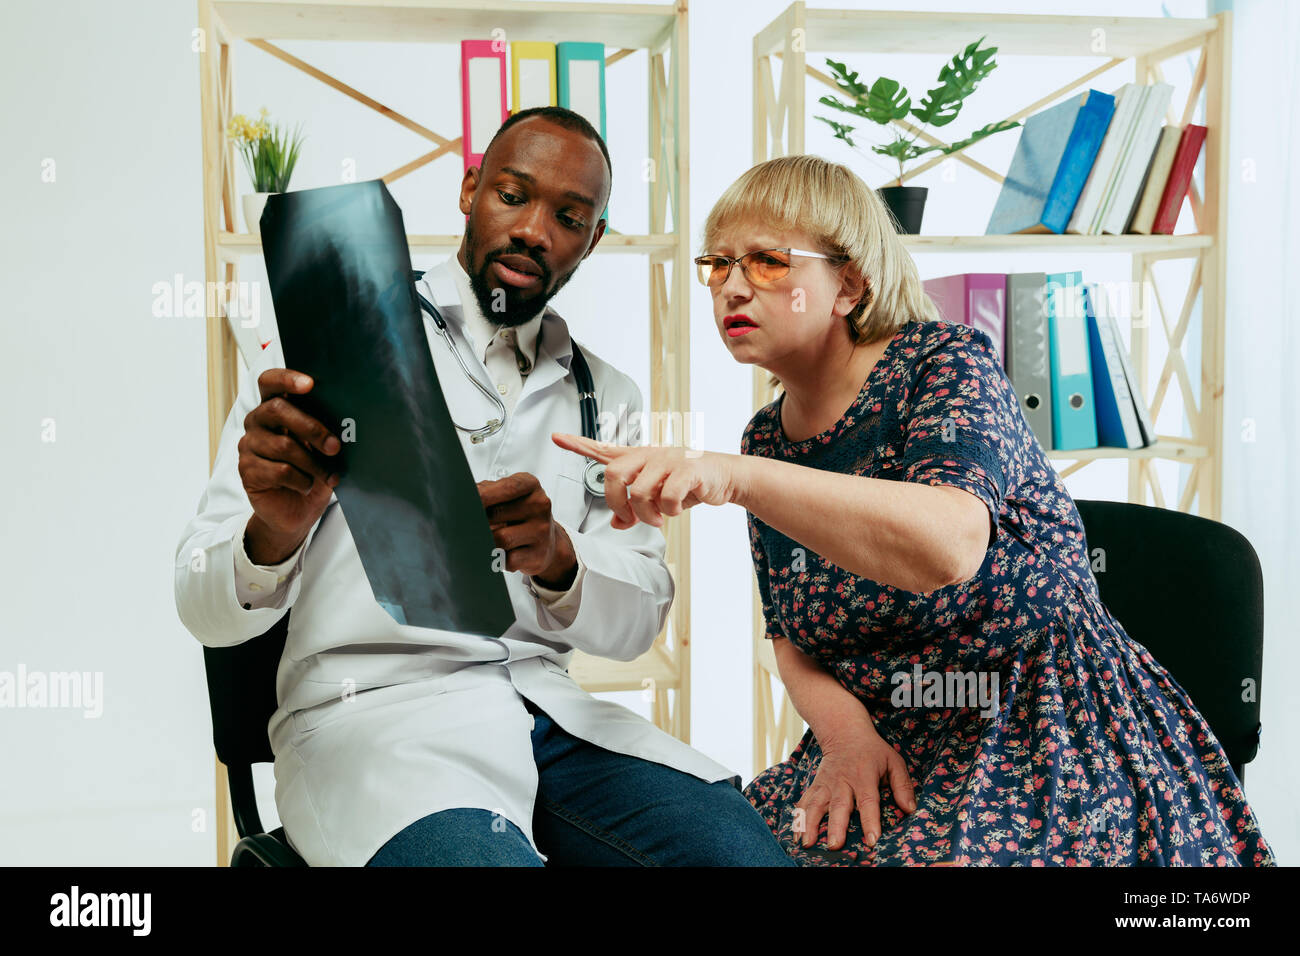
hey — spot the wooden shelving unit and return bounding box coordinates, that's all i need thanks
[748,4,1232,771]
[216,231,682,258]
[197,0,691,866]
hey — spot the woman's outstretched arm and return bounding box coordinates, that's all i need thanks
[733,457,989,594]
[550,432,989,594]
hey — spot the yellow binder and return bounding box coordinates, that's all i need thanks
[510,41,556,113]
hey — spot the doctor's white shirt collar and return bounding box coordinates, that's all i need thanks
[447,253,545,369]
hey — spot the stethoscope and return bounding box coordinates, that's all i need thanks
[411,270,607,498]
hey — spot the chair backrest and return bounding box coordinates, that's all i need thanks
[202,611,290,767]
[1073,499,1264,776]
[203,610,294,840]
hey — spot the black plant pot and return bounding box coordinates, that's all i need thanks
[877,186,928,234]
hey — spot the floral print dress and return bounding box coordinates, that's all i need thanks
[741,319,1275,866]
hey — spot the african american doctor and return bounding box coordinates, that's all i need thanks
[174,107,793,867]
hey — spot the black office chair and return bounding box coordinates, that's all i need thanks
[202,610,307,867]
[1073,499,1265,786]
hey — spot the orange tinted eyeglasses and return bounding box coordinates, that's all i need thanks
[694,247,836,287]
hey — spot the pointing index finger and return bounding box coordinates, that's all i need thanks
[551,432,620,463]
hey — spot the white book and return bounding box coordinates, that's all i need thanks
[1129,125,1184,235]
[1088,283,1144,447]
[1089,85,1150,234]
[1102,83,1174,235]
[1101,290,1155,445]
[1067,83,1140,235]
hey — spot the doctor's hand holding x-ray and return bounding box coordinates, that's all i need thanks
[238,366,579,588]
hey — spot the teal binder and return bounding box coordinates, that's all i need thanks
[557,41,609,222]
[1046,271,1098,450]
[553,41,603,135]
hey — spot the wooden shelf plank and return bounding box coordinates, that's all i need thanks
[1047,439,1208,462]
[903,234,1212,254]
[568,647,679,693]
[217,230,678,255]
[779,9,1218,58]
[213,0,676,48]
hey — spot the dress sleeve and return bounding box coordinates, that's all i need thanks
[896,325,1017,548]
[741,420,787,642]
[747,511,787,641]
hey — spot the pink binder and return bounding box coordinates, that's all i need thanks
[460,40,509,174]
[922,273,1007,367]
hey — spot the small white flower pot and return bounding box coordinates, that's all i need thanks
[242,192,275,235]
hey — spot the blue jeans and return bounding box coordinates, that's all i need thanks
[367,699,794,866]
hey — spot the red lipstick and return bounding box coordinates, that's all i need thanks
[724,314,757,338]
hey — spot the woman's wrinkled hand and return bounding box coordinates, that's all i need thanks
[796,721,917,851]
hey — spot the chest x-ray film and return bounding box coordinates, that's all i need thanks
[260,180,515,638]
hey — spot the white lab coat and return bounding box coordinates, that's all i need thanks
[173,256,737,866]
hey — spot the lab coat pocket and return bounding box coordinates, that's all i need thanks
[288,653,458,735]
[540,655,572,677]
[548,455,594,531]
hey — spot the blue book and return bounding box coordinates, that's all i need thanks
[1046,271,1098,450]
[1084,283,1144,448]
[987,90,1116,235]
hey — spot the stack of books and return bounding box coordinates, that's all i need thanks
[923,272,1154,453]
[986,84,1207,236]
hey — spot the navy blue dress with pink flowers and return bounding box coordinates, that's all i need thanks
[741,318,1275,866]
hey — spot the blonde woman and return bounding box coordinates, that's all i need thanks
[552,155,1274,866]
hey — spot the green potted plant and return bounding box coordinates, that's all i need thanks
[817,37,1020,233]
[227,107,305,236]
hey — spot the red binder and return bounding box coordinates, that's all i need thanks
[460,40,509,174]
[1152,124,1207,235]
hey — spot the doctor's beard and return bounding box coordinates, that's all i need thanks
[464,222,579,329]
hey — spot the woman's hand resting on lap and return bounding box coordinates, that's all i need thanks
[796,719,917,851]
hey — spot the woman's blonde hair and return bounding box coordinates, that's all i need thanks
[700,154,940,390]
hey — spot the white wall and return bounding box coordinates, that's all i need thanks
[1,0,1293,865]
[1213,0,1300,866]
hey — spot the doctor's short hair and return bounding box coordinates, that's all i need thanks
[480,106,612,208]
[699,154,939,380]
